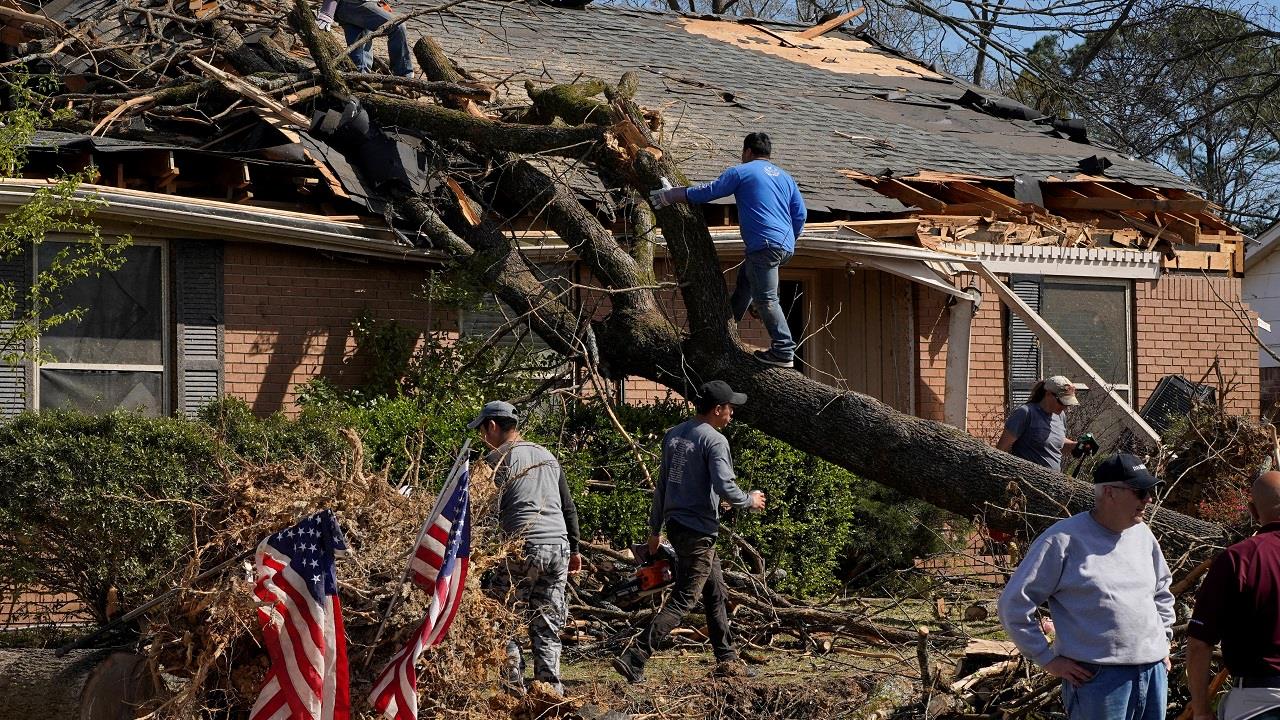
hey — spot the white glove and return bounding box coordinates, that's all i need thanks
[648,185,687,209]
[315,0,338,30]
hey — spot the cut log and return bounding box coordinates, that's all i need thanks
[0,650,164,720]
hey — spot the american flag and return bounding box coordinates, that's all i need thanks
[369,461,471,720]
[250,510,351,720]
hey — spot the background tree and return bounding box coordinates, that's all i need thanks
[0,78,127,364]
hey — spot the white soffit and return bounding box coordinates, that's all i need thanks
[943,242,1161,279]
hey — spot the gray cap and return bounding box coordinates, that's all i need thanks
[467,400,520,429]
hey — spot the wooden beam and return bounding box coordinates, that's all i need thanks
[1046,196,1207,213]
[797,7,866,39]
[835,218,920,238]
[875,179,946,213]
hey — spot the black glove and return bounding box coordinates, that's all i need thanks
[1072,433,1099,458]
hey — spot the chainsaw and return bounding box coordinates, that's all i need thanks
[601,542,677,606]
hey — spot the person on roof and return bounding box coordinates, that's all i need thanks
[315,0,414,78]
[649,132,807,369]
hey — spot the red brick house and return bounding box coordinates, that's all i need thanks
[0,1,1257,441]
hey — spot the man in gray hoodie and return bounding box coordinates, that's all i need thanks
[613,380,766,683]
[472,401,581,696]
[997,453,1174,720]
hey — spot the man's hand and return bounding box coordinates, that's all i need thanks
[648,186,688,209]
[1163,655,1171,672]
[1043,657,1093,688]
[568,553,582,574]
[747,490,766,511]
[647,533,661,559]
[315,0,338,30]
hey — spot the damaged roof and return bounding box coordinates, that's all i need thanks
[404,2,1193,214]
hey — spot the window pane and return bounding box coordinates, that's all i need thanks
[1039,282,1131,387]
[39,369,162,415]
[39,244,163,365]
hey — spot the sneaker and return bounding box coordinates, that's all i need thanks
[752,349,794,368]
[712,660,758,679]
[612,655,646,684]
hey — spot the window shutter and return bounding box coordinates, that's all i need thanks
[0,248,29,418]
[1007,275,1041,407]
[174,241,223,417]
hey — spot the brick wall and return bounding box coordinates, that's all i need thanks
[1134,274,1258,416]
[224,242,454,415]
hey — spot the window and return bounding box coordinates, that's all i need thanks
[35,242,167,415]
[1007,277,1133,405]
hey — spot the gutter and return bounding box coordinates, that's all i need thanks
[0,179,445,263]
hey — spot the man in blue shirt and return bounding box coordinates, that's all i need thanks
[650,133,807,368]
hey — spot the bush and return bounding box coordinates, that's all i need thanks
[0,411,219,622]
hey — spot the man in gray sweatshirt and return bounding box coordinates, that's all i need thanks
[613,380,766,683]
[471,400,581,696]
[997,453,1174,720]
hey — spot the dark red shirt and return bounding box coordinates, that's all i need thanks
[1189,523,1280,676]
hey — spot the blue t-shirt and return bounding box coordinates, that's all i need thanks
[685,159,807,253]
[1005,404,1066,471]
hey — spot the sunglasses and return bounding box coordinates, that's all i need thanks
[1122,485,1154,501]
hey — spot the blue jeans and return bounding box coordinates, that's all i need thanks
[730,246,796,360]
[1061,661,1167,720]
[336,0,413,76]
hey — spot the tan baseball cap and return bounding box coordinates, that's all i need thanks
[1044,376,1080,406]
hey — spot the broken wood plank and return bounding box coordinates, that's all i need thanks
[190,56,308,128]
[796,7,866,39]
[875,179,946,213]
[1047,196,1208,213]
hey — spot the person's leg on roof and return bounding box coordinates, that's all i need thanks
[744,247,796,361]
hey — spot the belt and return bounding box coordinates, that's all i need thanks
[1232,675,1280,689]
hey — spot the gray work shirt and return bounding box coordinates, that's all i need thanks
[486,441,580,552]
[648,419,752,537]
[1005,403,1066,471]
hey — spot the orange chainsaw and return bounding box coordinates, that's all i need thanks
[602,542,677,606]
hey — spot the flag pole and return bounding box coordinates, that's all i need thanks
[360,438,471,671]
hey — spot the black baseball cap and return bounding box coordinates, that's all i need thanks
[1092,452,1161,490]
[697,380,747,406]
[467,400,520,429]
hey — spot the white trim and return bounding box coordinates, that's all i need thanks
[944,242,1161,279]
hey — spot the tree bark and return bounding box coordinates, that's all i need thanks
[0,650,163,719]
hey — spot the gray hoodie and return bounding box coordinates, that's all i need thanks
[486,441,580,552]
[649,419,752,537]
[997,511,1174,667]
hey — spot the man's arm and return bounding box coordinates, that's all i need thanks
[789,182,807,240]
[1152,543,1176,636]
[1186,637,1216,720]
[706,437,752,508]
[685,167,742,205]
[647,444,668,555]
[997,534,1067,668]
[558,469,582,571]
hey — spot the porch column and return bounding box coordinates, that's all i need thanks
[944,287,980,430]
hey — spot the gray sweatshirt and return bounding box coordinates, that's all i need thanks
[649,419,752,537]
[486,441,580,552]
[997,511,1174,667]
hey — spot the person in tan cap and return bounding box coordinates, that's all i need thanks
[996,376,1096,472]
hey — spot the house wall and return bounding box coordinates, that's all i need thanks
[914,272,1260,439]
[914,276,1007,441]
[620,261,915,412]
[1134,274,1258,416]
[223,242,452,414]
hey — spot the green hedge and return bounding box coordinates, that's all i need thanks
[0,411,218,622]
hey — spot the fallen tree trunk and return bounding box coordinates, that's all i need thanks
[0,650,163,720]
